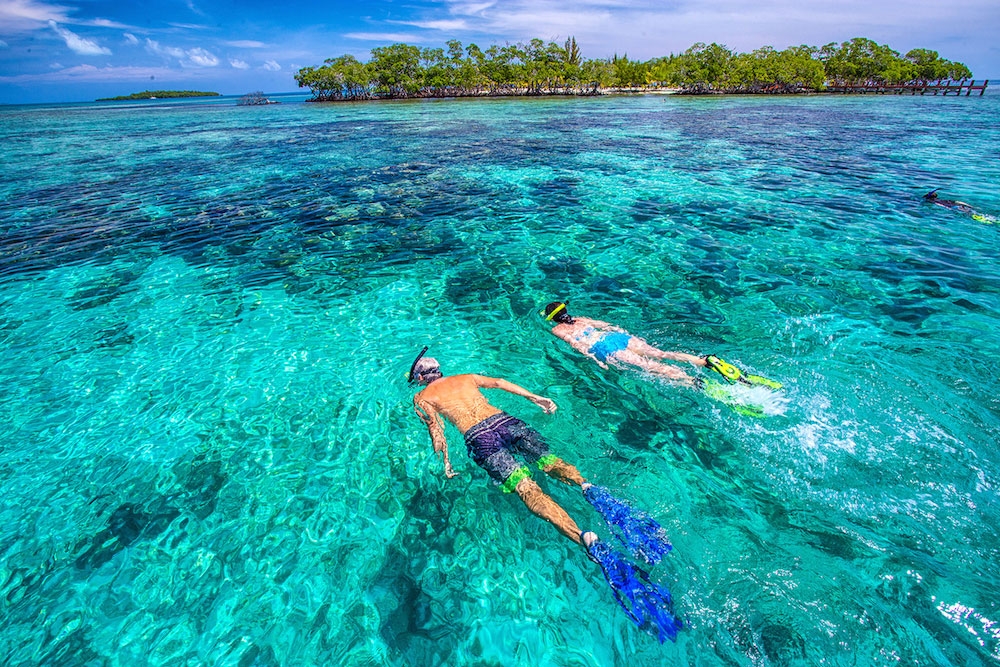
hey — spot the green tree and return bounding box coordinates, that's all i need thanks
[647,54,681,85]
[820,38,914,84]
[294,54,370,100]
[368,43,422,97]
[673,42,733,87]
[480,43,519,91]
[611,54,649,87]
[944,61,973,79]
[421,47,451,92]
[581,58,614,89]
[562,36,583,89]
[564,36,582,66]
[905,48,972,80]
[460,43,487,92]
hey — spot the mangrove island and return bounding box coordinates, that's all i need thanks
[295,37,974,100]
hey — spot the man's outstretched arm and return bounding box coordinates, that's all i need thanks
[414,397,456,478]
[474,376,557,414]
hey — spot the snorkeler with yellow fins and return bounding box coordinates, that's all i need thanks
[924,189,997,224]
[542,301,782,416]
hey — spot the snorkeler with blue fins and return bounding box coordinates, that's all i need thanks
[543,301,781,416]
[409,347,682,642]
[924,189,997,224]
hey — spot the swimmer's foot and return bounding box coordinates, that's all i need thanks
[581,531,600,563]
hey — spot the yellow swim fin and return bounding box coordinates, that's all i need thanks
[705,355,782,389]
[704,355,741,384]
[745,374,783,390]
[697,378,765,418]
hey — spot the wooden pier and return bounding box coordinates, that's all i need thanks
[827,79,989,96]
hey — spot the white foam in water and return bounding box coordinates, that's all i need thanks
[717,381,789,417]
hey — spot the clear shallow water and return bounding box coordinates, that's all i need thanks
[2,91,999,665]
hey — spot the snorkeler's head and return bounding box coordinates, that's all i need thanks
[412,356,443,386]
[924,189,940,201]
[544,301,573,324]
[408,345,442,386]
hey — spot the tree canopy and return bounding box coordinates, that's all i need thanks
[294,37,973,100]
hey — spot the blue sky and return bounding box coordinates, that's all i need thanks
[1,0,998,103]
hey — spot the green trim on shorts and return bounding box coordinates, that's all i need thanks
[536,453,559,470]
[502,466,531,493]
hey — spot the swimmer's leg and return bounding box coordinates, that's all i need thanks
[515,476,586,545]
[613,349,696,386]
[537,454,586,486]
[511,423,587,488]
[627,338,705,368]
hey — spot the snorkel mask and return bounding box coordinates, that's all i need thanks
[543,301,573,324]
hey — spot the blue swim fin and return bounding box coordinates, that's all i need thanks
[584,485,672,565]
[587,539,682,643]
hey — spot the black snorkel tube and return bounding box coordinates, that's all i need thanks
[407,345,429,385]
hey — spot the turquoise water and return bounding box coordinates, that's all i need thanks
[2,90,1000,665]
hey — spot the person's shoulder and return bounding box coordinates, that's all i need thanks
[467,373,505,387]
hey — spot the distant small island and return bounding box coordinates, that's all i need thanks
[96,90,220,101]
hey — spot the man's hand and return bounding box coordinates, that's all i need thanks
[444,461,457,478]
[533,396,557,414]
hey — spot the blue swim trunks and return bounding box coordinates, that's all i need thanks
[464,413,557,492]
[588,332,632,363]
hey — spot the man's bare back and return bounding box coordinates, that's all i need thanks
[414,374,505,433]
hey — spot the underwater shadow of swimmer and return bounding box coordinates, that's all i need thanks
[73,501,180,571]
[364,487,469,663]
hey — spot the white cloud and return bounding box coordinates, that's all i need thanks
[88,18,131,29]
[1,1,132,33]
[124,32,139,45]
[146,38,218,67]
[48,20,112,56]
[389,19,470,31]
[262,60,281,71]
[225,40,267,48]
[229,58,250,69]
[187,47,219,66]
[344,32,424,42]
[0,63,176,84]
[410,0,999,71]
[0,0,73,32]
[146,38,185,59]
[448,1,497,15]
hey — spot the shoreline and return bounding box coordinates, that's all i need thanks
[302,82,989,103]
